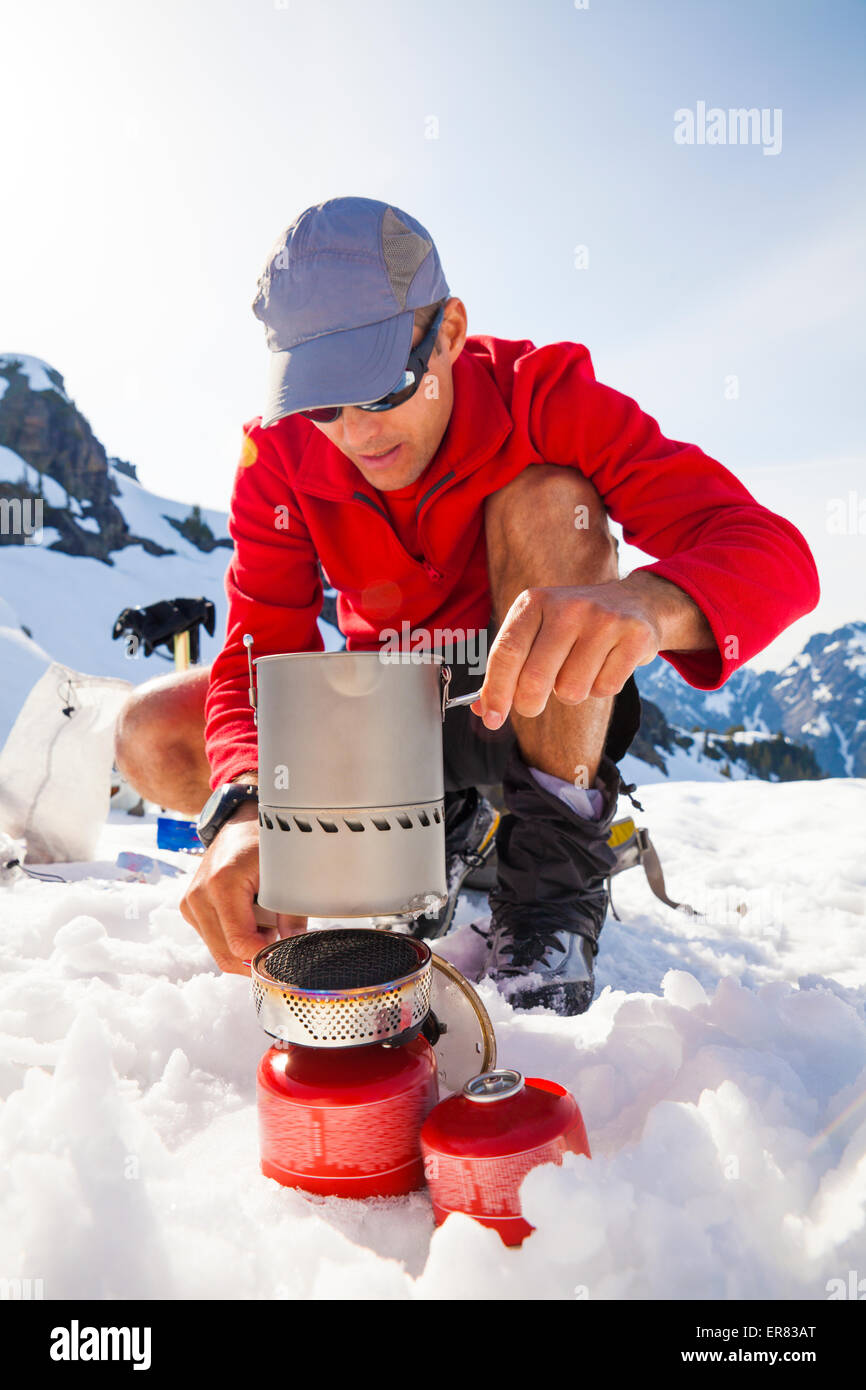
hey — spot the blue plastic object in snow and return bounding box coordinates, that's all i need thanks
[157,816,204,853]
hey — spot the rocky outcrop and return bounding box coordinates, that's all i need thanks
[163,505,233,553]
[630,697,694,772]
[0,356,171,563]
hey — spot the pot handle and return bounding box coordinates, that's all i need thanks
[441,665,484,721]
[243,633,258,726]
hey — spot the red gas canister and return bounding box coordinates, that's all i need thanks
[420,1068,591,1246]
[252,931,441,1198]
[257,1035,439,1198]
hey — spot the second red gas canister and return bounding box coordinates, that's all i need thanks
[420,1068,591,1246]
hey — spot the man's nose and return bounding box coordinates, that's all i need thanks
[339,407,386,450]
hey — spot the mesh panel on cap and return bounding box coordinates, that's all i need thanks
[381,207,432,310]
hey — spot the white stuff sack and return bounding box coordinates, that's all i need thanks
[0,662,132,864]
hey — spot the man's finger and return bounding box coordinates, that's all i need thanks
[212,871,272,965]
[474,591,542,727]
[587,641,647,699]
[510,616,581,717]
[550,628,619,705]
[189,892,253,976]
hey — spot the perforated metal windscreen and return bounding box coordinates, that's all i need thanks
[263,929,423,990]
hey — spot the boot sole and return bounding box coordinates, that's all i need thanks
[501,977,595,1017]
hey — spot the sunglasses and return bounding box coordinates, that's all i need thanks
[299,303,446,424]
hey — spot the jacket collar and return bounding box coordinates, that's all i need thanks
[290,345,514,502]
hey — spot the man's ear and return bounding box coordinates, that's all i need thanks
[440,297,468,362]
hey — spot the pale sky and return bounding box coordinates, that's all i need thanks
[1,0,864,671]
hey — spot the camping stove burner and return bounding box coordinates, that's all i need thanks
[264,929,423,989]
[251,928,432,1048]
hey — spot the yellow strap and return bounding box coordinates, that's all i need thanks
[607,816,637,849]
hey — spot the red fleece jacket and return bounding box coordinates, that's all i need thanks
[204,335,820,787]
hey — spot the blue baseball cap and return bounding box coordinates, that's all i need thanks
[251,197,450,429]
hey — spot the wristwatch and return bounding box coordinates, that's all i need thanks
[197,782,259,848]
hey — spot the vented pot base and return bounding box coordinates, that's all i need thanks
[257,800,447,918]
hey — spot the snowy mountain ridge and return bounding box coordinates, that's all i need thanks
[636,622,866,778]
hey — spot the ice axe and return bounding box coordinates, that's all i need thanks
[111,597,216,672]
[111,597,217,850]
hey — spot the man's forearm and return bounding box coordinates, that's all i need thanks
[619,570,717,654]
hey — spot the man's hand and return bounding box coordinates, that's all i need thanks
[472,574,716,727]
[179,803,307,975]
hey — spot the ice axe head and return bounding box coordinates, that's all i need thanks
[112,597,216,668]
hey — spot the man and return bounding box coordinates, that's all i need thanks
[115,196,820,1016]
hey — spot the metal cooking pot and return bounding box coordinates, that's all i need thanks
[248,640,481,918]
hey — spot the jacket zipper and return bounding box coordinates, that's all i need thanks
[351,490,446,582]
[414,470,454,582]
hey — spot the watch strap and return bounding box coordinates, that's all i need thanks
[197,782,259,848]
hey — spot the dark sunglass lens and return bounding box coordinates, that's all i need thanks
[300,406,341,423]
[362,371,419,413]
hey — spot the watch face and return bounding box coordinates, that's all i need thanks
[197,783,258,846]
[198,786,225,832]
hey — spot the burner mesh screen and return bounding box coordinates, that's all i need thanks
[263,929,422,990]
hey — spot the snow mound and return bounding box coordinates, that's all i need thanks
[0,778,864,1300]
[0,595,52,734]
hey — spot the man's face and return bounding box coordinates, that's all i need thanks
[308,298,467,492]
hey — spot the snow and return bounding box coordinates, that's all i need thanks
[0,354,70,399]
[0,462,343,743]
[620,727,804,786]
[751,703,771,735]
[110,467,231,559]
[619,738,751,786]
[0,595,53,733]
[0,444,70,509]
[832,720,854,777]
[1,776,864,1300]
[0,540,340,747]
[703,686,733,720]
[0,541,231,745]
[803,713,832,739]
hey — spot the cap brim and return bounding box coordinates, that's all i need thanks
[260,311,415,428]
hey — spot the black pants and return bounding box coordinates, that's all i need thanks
[441,623,642,794]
